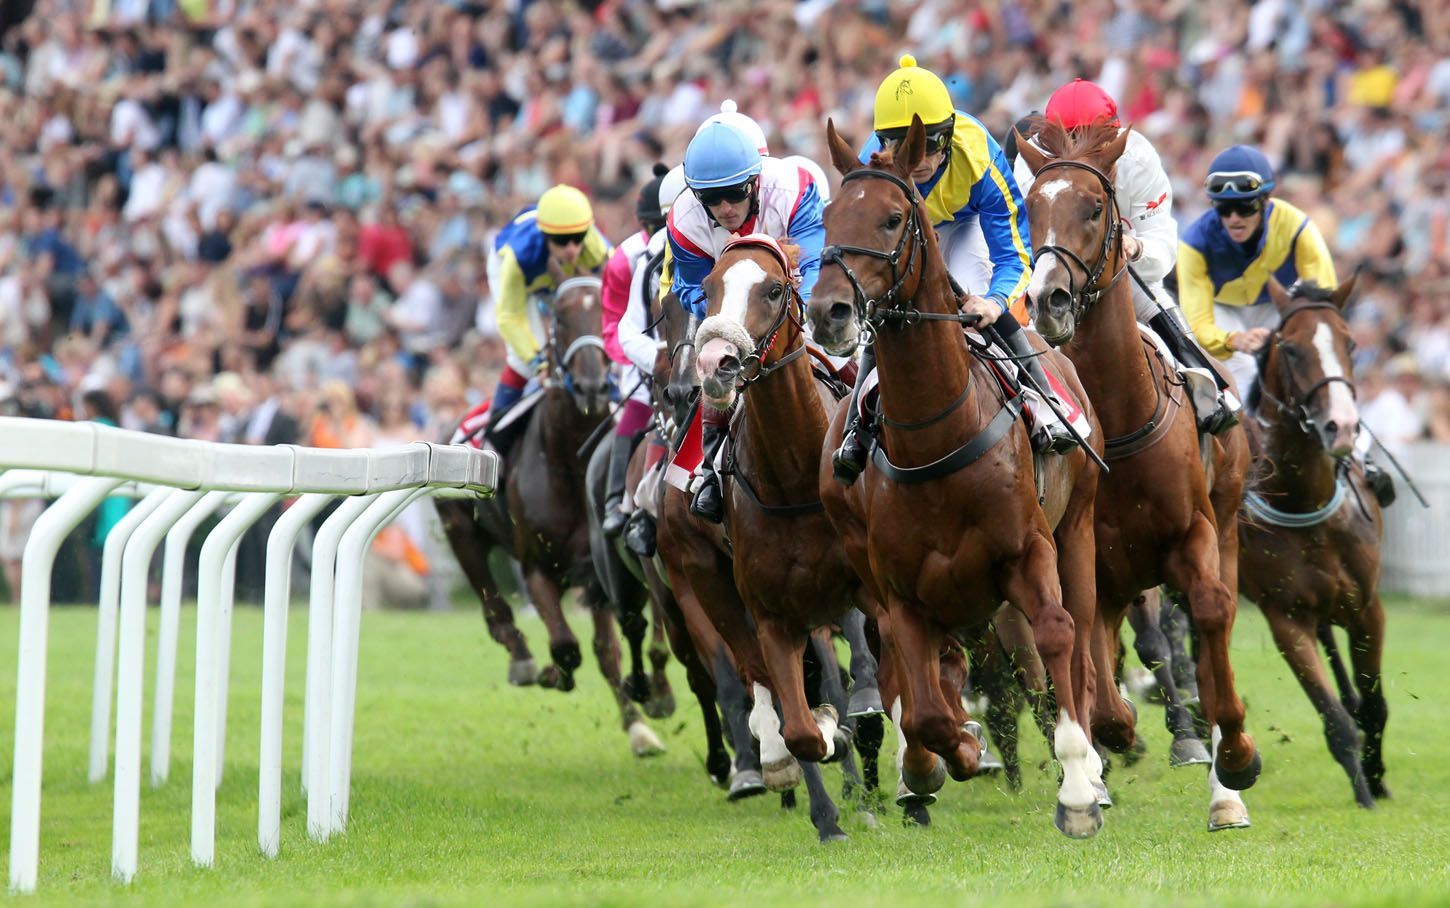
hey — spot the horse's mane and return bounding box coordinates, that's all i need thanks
[778,240,802,275]
[867,149,895,170]
[1029,117,1123,164]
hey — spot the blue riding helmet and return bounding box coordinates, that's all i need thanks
[1204,145,1276,200]
[684,122,763,190]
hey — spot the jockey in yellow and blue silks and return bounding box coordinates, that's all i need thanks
[832,55,1071,482]
[1177,145,1336,396]
[485,183,613,442]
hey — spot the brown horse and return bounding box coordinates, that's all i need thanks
[809,117,1106,838]
[1015,120,1261,830]
[436,277,666,758]
[1239,276,1388,807]
[656,236,879,840]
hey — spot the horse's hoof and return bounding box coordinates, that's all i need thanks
[895,778,937,808]
[812,704,841,762]
[1370,778,1392,800]
[902,801,932,826]
[622,672,652,704]
[1054,801,1104,839]
[1207,799,1252,831]
[961,721,1000,777]
[628,721,666,758]
[763,756,803,792]
[643,692,676,720]
[1170,736,1212,767]
[727,769,768,801]
[706,751,733,788]
[1214,749,1262,791]
[901,756,947,798]
[856,809,881,830]
[847,683,884,718]
[817,824,849,844]
[507,658,538,686]
[1094,780,1113,809]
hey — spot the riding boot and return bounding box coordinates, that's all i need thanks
[601,433,637,537]
[1363,455,1396,508]
[690,419,727,524]
[831,343,876,486]
[1149,310,1240,435]
[484,381,526,450]
[1002,326,1077,454]
[623,510,657,557]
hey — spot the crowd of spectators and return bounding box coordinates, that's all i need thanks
[0,0,1447,601]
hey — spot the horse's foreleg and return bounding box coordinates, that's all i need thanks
[1129,590,1210,765]
[616,587,653,708]
[1004,531,1100,839]
[885,598,975,786]
[1318,622,1362,716]
[1348,596,1390,800]
[841,604,884,717]
[1167,512,1258,791]
[526,570,579,692]
[587,590,664,757]
[757,617,830,764]
[436,500,535,682]
[645,589,676,718]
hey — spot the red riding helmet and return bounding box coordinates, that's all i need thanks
[1045,79,1120,130]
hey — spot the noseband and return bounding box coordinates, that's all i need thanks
[1256,301,1357,434]
[819,169,928,334]
[1030,159,1126,318]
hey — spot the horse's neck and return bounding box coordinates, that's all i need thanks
[1259,406,1339,508]
[537,389,592,469]
[872,274,984,459]
[739,346,828,500]
[1067,284,1159,436]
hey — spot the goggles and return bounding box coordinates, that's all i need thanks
[1205,170,1266,197]
[875,125,953,157]
[1214,198,1264,218]
[694,178,756,208]
[546,231,589,247]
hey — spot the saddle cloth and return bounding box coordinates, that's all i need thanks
[1137,323,1224,427]
[450,384,548,450]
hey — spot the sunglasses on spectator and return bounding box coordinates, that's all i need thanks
[1205,171,1264,197]
[875,127,953,157]
[694,179,755,208]
[1214,198,1264,218]
[546,231,588,247]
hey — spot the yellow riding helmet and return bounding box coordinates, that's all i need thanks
[873,54,955,132]
[536,184,594,235]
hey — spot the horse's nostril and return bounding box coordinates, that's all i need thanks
[829,302,852,324]
[1325,420,1339,435]
[1048,288,1073,313]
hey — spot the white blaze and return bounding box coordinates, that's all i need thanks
[719,258,767,326]
[1038,179,1072,202]
[1312,322,1358,432]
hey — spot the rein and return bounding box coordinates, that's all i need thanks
[1254,301,1357,435]
[1030,159,1127,322]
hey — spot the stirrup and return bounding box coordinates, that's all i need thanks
[601,504,629,537]
[690,476,724,524]
[1199,401,1240,436]
[624,511,657,557]
[831,429,867,486]
[1033,414,1078,455]
[1365,464,1396,508]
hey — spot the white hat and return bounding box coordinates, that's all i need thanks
[697,99,769,156]
[781,155,831,203]
[658,165,688,214]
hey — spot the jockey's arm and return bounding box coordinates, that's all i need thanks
[494,244,541,363]
[620,248,662,376]
[666,213,713,319]
[1118,143,1177,288]
[1294,216,1338,290]
[786,178,826,301]
[600,245,634,366]
[1176,242,1230,358]
[967,154,1033,310]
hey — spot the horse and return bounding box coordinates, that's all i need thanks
[1238,276,1388,807]
[808,116,1106,839]
[655,236,883,840]
[435,276,666,758]
[1015,119,1262,829]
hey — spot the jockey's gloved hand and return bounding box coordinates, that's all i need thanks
[958,294,1002,326]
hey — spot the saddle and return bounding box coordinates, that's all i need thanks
[450,384,549,454]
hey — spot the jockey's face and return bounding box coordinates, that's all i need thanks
[909,148,947,183]
[1215,198,1264,244]
[547,230,587,265]
[697,179,755,233]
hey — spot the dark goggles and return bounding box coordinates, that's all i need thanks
[546,230,589,247]
[1214,198,1264,218]
[875,125,953,157]
[694,178,756,208]
[1205,171,1265,197]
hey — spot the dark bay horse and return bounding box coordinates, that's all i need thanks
[809,117,1106,838]
[656,236,880,840]
[1239,276,1388,807]
[1016,120,1261,830]
[436,277,666,758]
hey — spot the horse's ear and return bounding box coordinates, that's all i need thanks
[1266,277,1293,313]
[546,257,566,287]
[825,119,860,176]
[1331,269,1360,310]
[893,115,927,182]
[1096,125,1131,171]
[1014,127,1049,176]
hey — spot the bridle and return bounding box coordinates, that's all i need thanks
[544,276,607,398]
[1030,158,1127,321]
[712,238,809,389]
[1255,300,1357,438]
[819,168,929,338]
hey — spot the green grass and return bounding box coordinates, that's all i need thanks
[2,597,1449,907]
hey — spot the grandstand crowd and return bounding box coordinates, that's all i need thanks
[0,0,1447,601]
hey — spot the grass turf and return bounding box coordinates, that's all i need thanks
[1,596,1447,907]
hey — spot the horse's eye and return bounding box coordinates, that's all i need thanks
[1280,343,1300,360]
[768,284,783,300]
[1090,204,1103,220]
[885,212,903,230]
[1347,339,1358,354]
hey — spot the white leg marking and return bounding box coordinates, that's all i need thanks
[749,683,789,767]
[813,705,838,761]
[1207,725,1249,828]
[1054,709,1096,811]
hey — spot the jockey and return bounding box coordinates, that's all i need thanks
[599,163,673,537]
[485,184,613,447]
[1013,78,1239,434]
[832,54,1072,485]
[666,121,826,522]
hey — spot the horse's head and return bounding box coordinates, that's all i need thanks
[807,117,933,356]
[544,276,611,417]
[656,290,698,432]
[1015,119,1130,345]
[1259,275,1361,458]
[694,236,804,411]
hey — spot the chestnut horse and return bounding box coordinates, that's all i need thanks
[809,117,1106,838]
[1016,120,1261,830]
[436,277,666,758]
[656,236,880,840]
[1239,276,1388,807]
